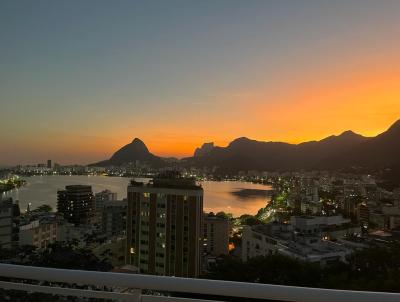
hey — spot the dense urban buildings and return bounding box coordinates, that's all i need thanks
[125,173,203,277]
[1,166,400,299]
[57,185,94,225]
[18,209,96,248]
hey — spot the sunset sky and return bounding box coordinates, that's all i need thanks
[1,0,400,165]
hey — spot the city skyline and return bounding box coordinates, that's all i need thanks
[2,1,400,300]
[1,0,400,164]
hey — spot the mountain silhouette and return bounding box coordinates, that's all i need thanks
[184,120,400,173]
[194,142,215,157]
[90,120,400,177]
[90,138,164,167]
[322,119,400,169]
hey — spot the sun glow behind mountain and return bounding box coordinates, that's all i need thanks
[1,1,400,164]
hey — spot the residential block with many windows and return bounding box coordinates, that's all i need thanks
[126,173,203,277]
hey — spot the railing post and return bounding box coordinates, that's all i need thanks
[129,289,141,302]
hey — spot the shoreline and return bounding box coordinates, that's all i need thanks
[0,178,27,194]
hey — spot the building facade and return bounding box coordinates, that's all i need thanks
[203,214,230,257]
[290,215,361,240]
[126,175,203,277]
[0,198,20,249]
[19,215,58,249]
[242,223,352,265]
[57,185,94,225]
[102,199,127,239]
[94,189,118,225]
[95,190,118,209]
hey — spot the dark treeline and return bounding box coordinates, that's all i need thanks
[206,243,400,293]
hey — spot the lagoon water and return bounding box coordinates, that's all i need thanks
[2,175,272,217]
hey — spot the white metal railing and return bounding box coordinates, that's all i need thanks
[0,263,400,302]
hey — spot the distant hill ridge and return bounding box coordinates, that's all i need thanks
[90,119,400,174]
[90,138,164,167]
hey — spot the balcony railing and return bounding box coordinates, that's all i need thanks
[0,263,400,302]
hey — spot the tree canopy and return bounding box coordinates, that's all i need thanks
[207,243,400,293]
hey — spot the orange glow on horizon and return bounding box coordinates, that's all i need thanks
[6,62,400,165]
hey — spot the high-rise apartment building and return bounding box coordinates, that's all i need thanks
[95,190,117,209]
[203,214,230,257]
[126,173,203,277]
[57,185,94,225]
[102,199,127,239]
[94,189,118,225]
[0,198,20,249]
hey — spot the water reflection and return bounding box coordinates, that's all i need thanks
[4,176,272,217]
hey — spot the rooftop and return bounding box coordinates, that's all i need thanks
[130,172,202,190]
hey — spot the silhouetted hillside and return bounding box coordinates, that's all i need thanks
[90,138,165,167]
[323,120,400,169]
[184,120,400,173]
[194,142,215,157]
[90,120,400,182]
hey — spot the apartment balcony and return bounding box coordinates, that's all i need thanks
[0,263,399,302]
